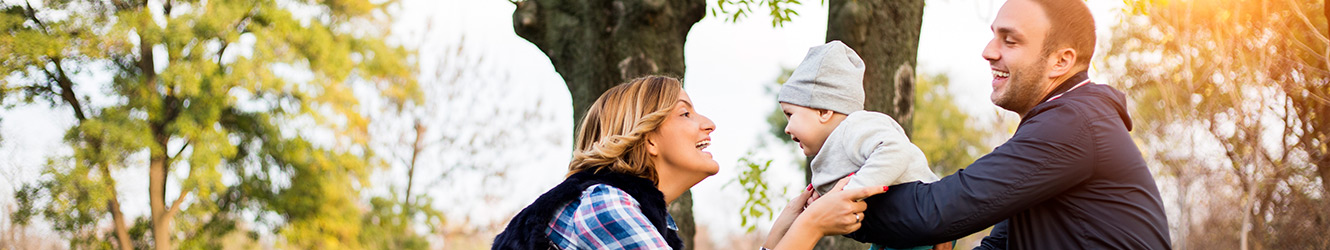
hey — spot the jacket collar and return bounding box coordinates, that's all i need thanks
[1038,70,1091,104]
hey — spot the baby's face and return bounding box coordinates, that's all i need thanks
[780,103,832,157]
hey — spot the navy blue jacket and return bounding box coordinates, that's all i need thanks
[846,72,1171,249]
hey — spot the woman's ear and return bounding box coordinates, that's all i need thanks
[645,134,660,156]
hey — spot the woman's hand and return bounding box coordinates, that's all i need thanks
[771,176,888,250]
[762,184,820,249]
[795,177,886,235]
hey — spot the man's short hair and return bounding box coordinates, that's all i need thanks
[1033,0,1096,67]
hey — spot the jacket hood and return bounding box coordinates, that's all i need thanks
[1082,83,1134,131]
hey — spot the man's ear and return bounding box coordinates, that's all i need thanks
[1047,47,1077,79]
[645,134,660,156]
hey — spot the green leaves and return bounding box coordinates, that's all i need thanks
[729,152,777,233]
[910,73,1002,176]
[709,0,803,27]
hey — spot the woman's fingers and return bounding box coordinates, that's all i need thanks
[797,185,815,201]
[827,212,862,235]
[844,185,889,203]
[830,173,854,192]
[789,185,815,210]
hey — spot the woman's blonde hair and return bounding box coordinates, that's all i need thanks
[568,75,684,184]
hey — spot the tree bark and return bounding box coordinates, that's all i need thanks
[512,0,706,248]
[139,21,174,249]
[819,0,924,248]
[827,0,923,131]
[149,131,170,250]
[512,0,705,124]
[103,167,133,250]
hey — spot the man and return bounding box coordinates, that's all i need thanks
[838,0,1172,248]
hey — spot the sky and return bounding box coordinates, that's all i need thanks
[0,0,1131,247]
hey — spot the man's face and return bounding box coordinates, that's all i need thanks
[983,0,1055,116]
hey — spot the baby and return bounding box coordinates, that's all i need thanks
[778,41,939,198]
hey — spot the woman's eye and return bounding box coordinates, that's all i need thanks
[682,111,691,117]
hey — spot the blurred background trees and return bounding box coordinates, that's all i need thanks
[1104,0,1330,248]
[1,0,422,249]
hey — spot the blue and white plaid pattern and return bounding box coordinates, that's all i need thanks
[545,184,676,250]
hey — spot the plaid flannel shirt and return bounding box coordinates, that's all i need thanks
[545,184,677,250]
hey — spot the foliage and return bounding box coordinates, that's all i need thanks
[764,67,797,145]
[357,194,442,250]
[12,159,114,249]
[1103,0,1330,248]
[710,0,805,27]
[1,0,422,249]
[910,73,1001,176]
[729,152,778,233]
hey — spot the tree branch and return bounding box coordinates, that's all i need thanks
[50,57,88,120]
[169,140,190,161]
[22,0,49,33]
[1286,0,1330,46]
[164,185,190,220]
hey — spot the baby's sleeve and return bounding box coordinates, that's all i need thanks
[847,120,939,190]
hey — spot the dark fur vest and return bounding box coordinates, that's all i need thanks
[491,170,683,249]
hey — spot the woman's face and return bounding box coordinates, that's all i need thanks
[650,90,719,178]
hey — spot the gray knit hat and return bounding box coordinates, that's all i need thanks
[778,40,866,115]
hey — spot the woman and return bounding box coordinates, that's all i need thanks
[492,75,717,249]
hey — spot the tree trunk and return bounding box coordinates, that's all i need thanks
[103,166,133,250]
[512,0,705,124]
[149,132,170,250]
[139,25,174,249]
[512,0,706,248]
[827,0,923,131]
[819,0,924,248]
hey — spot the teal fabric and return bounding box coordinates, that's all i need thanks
[867,240,956,250]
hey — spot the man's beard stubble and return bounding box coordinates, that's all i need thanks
[993,59,1049,115]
